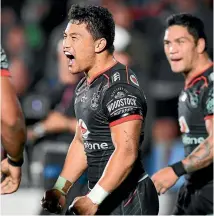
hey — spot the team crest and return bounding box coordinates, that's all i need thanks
[130,75,139,86]
[90,93,100,110]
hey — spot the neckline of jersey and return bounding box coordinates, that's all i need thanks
[86,60,118,85]
[184,62,213,90]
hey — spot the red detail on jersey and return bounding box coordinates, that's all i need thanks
[185,62,213,89]
[124,189,137,207]
[87,61,118,85]
[78,119,90,138]
[185,76,208,90]
[204,115,213,120]
[1,69,10,77]
[130,75,139,86]
[109,114,143,127]
[103,74,110,87]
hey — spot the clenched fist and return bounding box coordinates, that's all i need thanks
[41,189,66,214]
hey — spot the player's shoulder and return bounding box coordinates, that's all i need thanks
[105,62,141,88]
[203,65,214,85]
[187,64,213,91]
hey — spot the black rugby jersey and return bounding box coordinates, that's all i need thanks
[178,63,213,183]
[74,61,147,184]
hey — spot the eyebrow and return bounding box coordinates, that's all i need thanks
[63,32,81,37]
[164,36,191,43]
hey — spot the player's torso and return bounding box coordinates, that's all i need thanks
[178,67,213,156]
[75,75,114,155]
[178,65,213,183]
[74,62,146,183]
[178,88,207,156]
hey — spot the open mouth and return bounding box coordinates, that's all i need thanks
[171,58,182,62]
[64,51,75,65]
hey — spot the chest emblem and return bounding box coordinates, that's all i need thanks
[90,93,100,110]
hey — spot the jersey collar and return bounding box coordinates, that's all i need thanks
[86,60,118,85]
[184,62,213,90]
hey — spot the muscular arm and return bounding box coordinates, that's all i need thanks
[182,118,213,173]
[60,124,88,183]
[98,120,142,192]
[1,77,26,159]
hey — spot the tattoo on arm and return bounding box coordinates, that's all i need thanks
[183,139,212,173]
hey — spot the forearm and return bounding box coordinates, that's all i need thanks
[98,149,137,192]
[43,115,76,133]
[60,138,88,184]
[182,136,213,173]
[1,112,26,159]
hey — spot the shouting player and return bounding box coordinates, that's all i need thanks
[41,5,159,215]
[152,14,213,215]
[1,46,27,194]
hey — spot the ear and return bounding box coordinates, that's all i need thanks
[197,38,206,54]
[95,38,107,53]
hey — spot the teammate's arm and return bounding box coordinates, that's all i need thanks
[1,52,27,194]
[97,120,142,192]
[1,76,26,161]
[28,111,77,141]
[182,117,213,173]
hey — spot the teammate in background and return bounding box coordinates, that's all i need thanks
[152,14,213,215]
[41,5,159,215]
[0,46,27,194]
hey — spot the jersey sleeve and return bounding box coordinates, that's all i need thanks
[1,47,10,77]
[201,82,213,120]
[102,83,147,127]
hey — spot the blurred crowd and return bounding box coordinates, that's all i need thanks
[1,0,213,214]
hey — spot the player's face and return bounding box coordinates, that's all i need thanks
[164,25,198,73]
[63,22,96,74]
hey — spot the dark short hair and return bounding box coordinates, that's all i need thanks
[68,4,115,53]
[166,13,207,50]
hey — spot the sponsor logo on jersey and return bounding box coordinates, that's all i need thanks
[130,75,139,86]
[112,72,120,82]
[84,141,109,150]
[114,91,125,99]
[107,97,137,113]
[78,119,90,139]
[179,116,190,133]
[182,134,205,145]
[110,87,128,98]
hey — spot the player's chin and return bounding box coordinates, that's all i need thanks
[68,66,79,74]
[171,65,184,73]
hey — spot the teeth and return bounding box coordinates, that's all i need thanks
[64,51,72,56]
